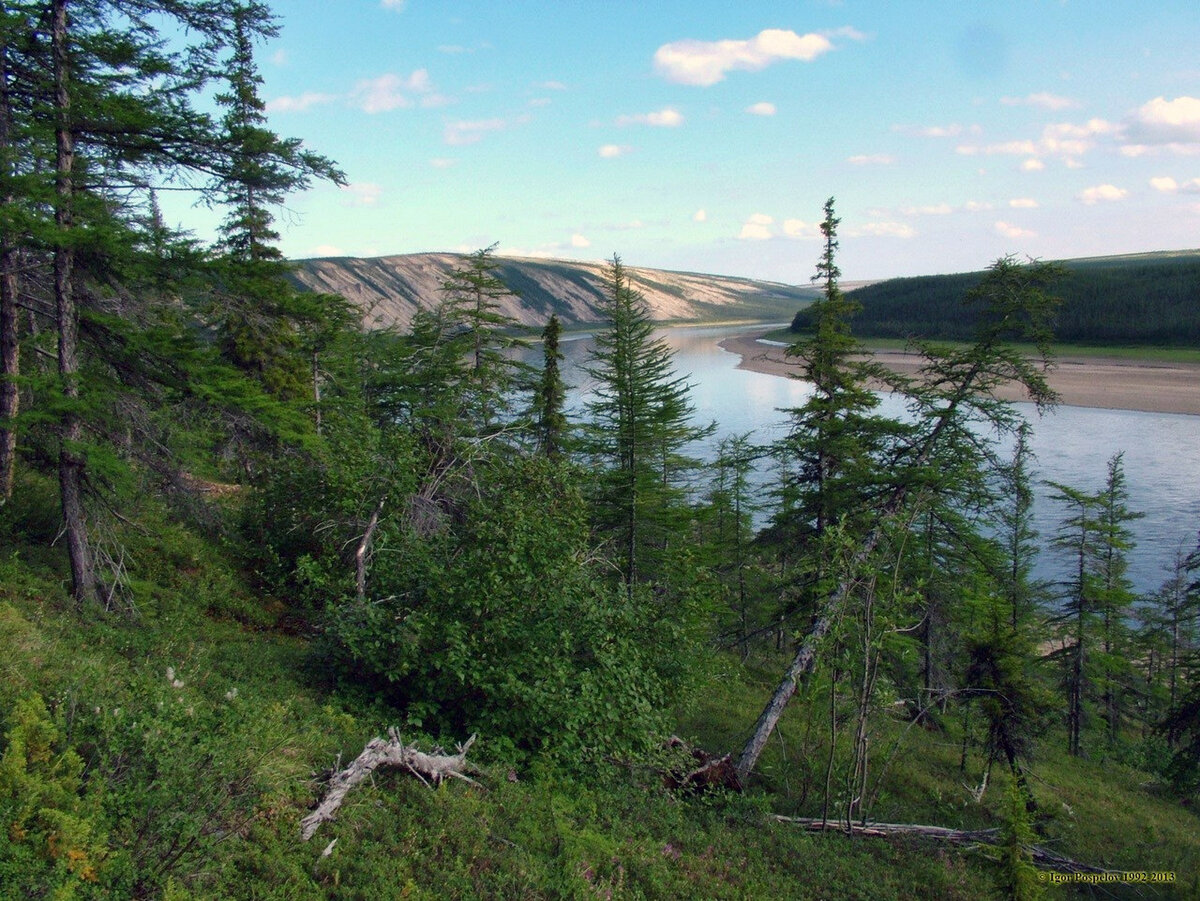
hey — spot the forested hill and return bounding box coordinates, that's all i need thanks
[819,250,1200,345]
[288,252,817,329]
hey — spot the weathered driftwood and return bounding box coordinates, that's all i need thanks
[301,730,477,841]
[772,816,1113,874]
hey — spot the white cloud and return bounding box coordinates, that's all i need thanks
[894,123,981,138]
[957,118,1117,162]
[570,234,591,248]
[598,144,630,158]
[267,92,336,113]
[653,28,835,86]
[351,70,437,113]
[311,244,346,257]
[444,118,508,146]
[430,158,456,169]
[849,221,915,238]
[900,203,953,216]
[529,97,552,108]
[1000,92,1078,110]
[848,154,895,166]
[1126,96,1200,146]
[340,183,382,207]
[381,0,405,9]
[738,213,774,240]
[536,80,567,91]
[1078,184,1128,204]
[1150,176,1200,194]
[782,219,821,239]
[746,101,776,116]
[692,209,707,222]
[995,221,1036,239]
[1021,158,1045,171]
[964,201,994,212]
[1009,197,1039,209]
[616,107,684,127]
[271,49,288,67]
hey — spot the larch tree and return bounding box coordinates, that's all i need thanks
[582,254,710,591]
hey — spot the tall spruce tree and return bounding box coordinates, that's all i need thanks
[582,254,710,590]
[534,313,567,457]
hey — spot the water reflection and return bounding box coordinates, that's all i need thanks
[539,323,1200,596]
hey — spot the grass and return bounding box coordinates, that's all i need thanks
[1,488,1197,899]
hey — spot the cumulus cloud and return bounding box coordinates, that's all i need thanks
[311,244,346,257]
[782,219,821,239]
[957,118,1117,163]
[444,117,508,146]
[848,154,895,166]
[340,183,382,207]
[536,80,568,91]
[849,221,915,239]
[653,28,836,86]
[351,70,440,113]
[1150,176,1200,194]
[598,144,631,158]
[738,213,775,240]
[693,209,707,222]
[1000,92,1078,110]
[570,234,591,248]
[267,92,336,113]
[1078,184,1128,204]
[894,123,981,138]
[1126,96,1200,145]
[271,49,288,67]
[964,201,994,212]
[1021,158,1045,172]
[746,101,776,116]
[1009,197,1039,209]
[616,108,684,127]
[900,203,953,216]
[995,221,1036,239]
[381,0,405,9]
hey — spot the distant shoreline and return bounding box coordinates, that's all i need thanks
[718,332,1200,417]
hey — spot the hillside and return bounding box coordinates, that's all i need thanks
[811,250,1200,345]
[288,252,817,330]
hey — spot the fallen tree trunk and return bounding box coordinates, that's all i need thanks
[772,816,1113,874]
[301,730,477,841]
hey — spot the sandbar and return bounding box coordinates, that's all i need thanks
[718,333,1200,417]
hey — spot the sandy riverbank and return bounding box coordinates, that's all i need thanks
[718,333,1200,416]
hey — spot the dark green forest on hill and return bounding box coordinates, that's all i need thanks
[1,4,1199,899]
[792,252,1200,345]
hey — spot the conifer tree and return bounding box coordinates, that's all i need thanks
[534,313,567,457]
[582,254,710,589]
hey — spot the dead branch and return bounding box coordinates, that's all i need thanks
[301,730,477,841]
[771,816,1114,874]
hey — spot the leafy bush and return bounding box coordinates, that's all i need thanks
[329,456,702,765]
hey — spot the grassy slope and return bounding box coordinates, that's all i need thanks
[1,486,1196,898]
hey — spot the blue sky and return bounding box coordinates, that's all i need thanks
[168,0,1200,283]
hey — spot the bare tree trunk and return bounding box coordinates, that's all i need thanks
[0,41,18,501]
[53,0,96,603]
[355,496,385,600]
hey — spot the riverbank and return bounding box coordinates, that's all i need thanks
[718,332,1200,416]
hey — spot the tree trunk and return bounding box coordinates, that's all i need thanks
[0,40,18,501]
[53,0,96,603]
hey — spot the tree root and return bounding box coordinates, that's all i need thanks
[301,730,478,841]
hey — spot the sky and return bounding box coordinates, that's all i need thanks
[163,0,1200,284]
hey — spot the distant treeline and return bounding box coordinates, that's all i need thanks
[792,252,1200,345]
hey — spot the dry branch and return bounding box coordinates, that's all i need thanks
[301,730,477,841]
[772,816,1113,874]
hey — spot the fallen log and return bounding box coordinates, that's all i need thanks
[772,816,1113,875]
[301,730,478,841]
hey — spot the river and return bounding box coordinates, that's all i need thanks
[541,323,1200,597]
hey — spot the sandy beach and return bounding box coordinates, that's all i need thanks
[718,333,1200,416]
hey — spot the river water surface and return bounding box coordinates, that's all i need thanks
[542,323,1200,597]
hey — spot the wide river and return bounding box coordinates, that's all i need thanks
[542,323,1200,597]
